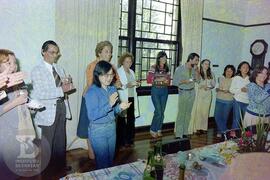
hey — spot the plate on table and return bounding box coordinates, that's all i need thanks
[191,166,209,177]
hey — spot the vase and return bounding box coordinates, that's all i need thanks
[255,135,267,152]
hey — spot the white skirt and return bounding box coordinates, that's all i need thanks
[244,111,270,127]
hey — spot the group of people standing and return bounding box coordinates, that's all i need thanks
[79,47,270,170]
[147,52,270,141]
[77,41,139,169]
[147,52,216,139]
[215,62,270,137]
[0,41,74,178]
[1,39,270,175]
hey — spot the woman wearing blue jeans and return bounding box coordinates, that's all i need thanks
[147,51,170,138]
[214,65,235,138]
[229,61,250,135]
[85,61,131,169]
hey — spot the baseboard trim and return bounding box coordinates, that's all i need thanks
[135,117,216,133]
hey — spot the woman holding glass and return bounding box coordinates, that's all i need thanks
[117,52,139,149]
[214,65,235,138]
[85,61,131,169]
[0,49,30,178]
[189,59,216,135]
[229,61,250,134]
[77,41,121,159]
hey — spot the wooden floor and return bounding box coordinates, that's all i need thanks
[22,128,221,180]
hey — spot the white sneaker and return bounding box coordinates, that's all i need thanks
[157,130,162,137]
[150,130,157,138]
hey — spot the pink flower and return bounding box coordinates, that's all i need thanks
[245,131,253,137]
[238,138,243,146]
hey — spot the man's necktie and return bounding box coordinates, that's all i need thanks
[52,66,61,87]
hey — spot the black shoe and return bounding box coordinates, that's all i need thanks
[183,135,188,138]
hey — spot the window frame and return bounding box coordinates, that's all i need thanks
[119,0,182,96]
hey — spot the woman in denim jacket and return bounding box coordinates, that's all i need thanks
[85,61,131,169]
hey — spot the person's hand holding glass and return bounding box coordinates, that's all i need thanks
[17,86,42,109]
[126,80,141,88]
[61,74,75,93]
[14,88,28,106]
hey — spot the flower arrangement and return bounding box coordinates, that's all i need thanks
[237,115,270,153]
[237,129,255,153]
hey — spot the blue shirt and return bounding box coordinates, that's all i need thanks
[247,82,270,116]
[85,84,121,124]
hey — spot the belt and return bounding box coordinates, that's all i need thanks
[246,109,270,117]
[57,97,65,102]
[179,88,194,91]
[153,86,167,88]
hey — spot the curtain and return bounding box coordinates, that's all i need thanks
[55,0,120,149]
[181,0,204,63]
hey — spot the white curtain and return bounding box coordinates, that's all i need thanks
[181,0,204,63]
[55,0,120,149]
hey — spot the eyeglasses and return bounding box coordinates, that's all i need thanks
[47,51,60,56]
[102,73,115,78]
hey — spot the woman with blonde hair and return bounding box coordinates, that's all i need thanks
[0,49,31,178]
[117,52,139,149]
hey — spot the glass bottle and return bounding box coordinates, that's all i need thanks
[143,151,156,180]
[178,164,185,180]
[154,142,164,180]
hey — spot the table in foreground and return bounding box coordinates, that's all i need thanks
[61,142,231,180]
[62,141,270,180]
[61,160,146,180]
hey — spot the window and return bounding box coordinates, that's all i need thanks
[119,0,181,95]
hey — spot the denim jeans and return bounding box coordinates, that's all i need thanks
[214,99,233,133]
[232,99,248,129]
[88,121,116,169]
[150,86,168,132]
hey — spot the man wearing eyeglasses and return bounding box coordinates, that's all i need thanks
[30,40,72,173]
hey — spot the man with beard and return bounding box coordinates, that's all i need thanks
[172,53,200,138]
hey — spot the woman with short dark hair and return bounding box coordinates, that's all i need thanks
[77,40,121,160]
[85,61,131,169]
[244,66,270,127]
[214,65,235,138]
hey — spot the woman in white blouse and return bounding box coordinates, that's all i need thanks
[229,61,251,132]
[117,52,139,149]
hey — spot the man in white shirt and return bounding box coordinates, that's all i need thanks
[31,40,72,172]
